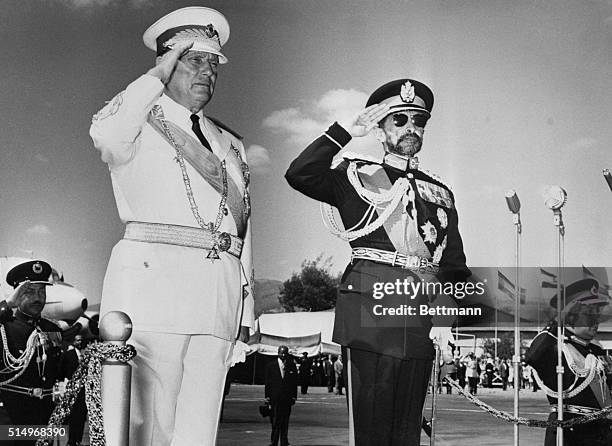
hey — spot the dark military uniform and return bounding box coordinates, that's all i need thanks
[526,322,612,446]
[286,121,470,445]
[0,305,62,445]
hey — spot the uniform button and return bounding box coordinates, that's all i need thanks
[408,173,414,179]
[223,208,229,216]
[348,284,353,290]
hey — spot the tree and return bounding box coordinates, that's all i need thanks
[278,255,340,312]
[482,332,516,360]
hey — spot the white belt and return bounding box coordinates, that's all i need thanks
[551,404,600,415]
[124,222,243,258]
[351,247,438,274]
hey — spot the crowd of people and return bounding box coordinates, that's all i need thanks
[437,352,542,395]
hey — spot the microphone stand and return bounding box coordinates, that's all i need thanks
[511,211,522,446]
[553,209,565,446]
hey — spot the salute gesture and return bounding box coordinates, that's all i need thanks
[338,103,390,137]
[147,41,194,84]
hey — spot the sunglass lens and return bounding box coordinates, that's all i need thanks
[411,114,429,128]
[392,114,409,127]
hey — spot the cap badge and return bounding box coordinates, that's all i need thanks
[400,81,415,103]
[32,262,43,274]
[164,25,220,50]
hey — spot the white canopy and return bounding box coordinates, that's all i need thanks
[251,310,340,356]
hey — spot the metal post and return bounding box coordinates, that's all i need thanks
[99,311,133,446]
[511,211,522,446]
[430,344,441,446]
[554,210,565,446]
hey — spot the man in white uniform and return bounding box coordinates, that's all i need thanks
[89,6,254,445]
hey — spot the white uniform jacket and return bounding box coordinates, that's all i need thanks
[90,74,254,339]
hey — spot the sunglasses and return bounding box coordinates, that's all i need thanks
[391,112,429,128]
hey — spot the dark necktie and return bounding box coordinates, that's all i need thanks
[190,114,213,152]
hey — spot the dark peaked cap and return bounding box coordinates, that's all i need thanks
[6,260,52,288]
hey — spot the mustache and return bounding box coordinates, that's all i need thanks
[398,132,422,144]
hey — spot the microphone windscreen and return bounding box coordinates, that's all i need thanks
[505,190,521,214]
[604,169,612,192]
[544,186,568,210]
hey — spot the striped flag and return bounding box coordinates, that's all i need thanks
[540,268,557,289]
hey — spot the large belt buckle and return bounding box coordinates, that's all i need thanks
[32,388,43,399]
[404,255,419,270]
[217,232,232,252]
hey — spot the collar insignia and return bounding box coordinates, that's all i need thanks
[400,81,415,103]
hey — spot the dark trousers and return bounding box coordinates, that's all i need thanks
[269,401,292,446]
[467,377,478,394]
[344,347,432,446]
[66,388,87,446]
[326,374,335,392]
[544,413,612,446]
[1,393,54,446]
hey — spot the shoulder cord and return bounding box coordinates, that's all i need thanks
[0,325,40,385]
[531,345,602,399]
[320,162,410,242]
[150,105,228,233]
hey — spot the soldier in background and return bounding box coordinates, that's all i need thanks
[525,278,612,446]
[0,260,62,446]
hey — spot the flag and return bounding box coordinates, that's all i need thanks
[540,268,557,289]
[498,270,515,300]
[497,270,526,302]
[582,265,597,280]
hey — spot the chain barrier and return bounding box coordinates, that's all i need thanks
[35,342,136,446]
[443,377,612,429]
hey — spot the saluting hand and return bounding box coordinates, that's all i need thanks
[147,41,194,84]
[337,103,390,138]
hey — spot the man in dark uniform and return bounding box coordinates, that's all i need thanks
[59,334,87,446]
[265,346,298,446]
[0,260,63,445]
[525,278,612,446]
[286,79,470,445]
[298,352,311,394]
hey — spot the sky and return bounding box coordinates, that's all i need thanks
[1,0,611,306]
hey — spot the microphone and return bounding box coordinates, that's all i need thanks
[604,169,612,192]
[505,190,521,214]
[544,186,567,210]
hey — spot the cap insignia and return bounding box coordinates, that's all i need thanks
[164,25,220,50]
[32,262,43,274]
[400,81,415,103]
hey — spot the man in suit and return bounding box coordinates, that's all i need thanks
[286,79,470,445]
[89,7,254,445]
[323,354,335,392]
[525,278,612,446]
[265,346,298,446]
[59,334,87,446]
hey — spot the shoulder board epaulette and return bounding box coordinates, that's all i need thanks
[342,151,382,164]
[207,116,243,140]
[332,152,382,170]
[418,168,452,192]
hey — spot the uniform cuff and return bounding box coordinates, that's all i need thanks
[325,122,352,148]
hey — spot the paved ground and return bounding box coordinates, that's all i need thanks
[218,384,551,446]
[0,385,554,445]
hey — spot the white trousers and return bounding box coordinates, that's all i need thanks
[129,331,233,446]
